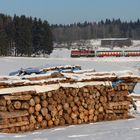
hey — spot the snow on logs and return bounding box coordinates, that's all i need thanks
[0,70,139,133]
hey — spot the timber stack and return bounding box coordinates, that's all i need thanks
[0,66,139,133]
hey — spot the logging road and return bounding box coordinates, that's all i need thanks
[1,115,140,140]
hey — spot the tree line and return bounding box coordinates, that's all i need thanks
[51,19,140,42]
[1,13,140,57]
[0,13,53,56]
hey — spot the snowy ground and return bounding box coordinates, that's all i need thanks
[1,48,140,139]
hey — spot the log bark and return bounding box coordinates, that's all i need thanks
[4,95,32,101]
[0,121,29,129]
[0,106,7,111]
[0,110,29,119]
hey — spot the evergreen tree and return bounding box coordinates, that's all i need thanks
[0,29,8,55]
[42,21,53,55]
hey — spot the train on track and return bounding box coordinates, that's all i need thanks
[71,49,140,57]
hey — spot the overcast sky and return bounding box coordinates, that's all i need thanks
[0,0,140,24]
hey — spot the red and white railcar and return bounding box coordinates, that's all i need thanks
[124,50,140,57]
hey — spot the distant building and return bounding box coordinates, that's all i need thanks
[101,38,132,47]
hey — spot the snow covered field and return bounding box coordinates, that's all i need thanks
[1,48,140,139]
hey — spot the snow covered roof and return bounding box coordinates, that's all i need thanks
[0,81,112,95]
[0,70,139,88]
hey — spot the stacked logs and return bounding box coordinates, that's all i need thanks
[0,84,132,133]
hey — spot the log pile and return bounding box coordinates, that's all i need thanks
[0,68,139,133]
[0,85,132,133]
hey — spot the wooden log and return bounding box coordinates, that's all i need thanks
[84,116,89,123]
[34,96,40,104]
[15,126,20,133]
[21,102,29,109]
[64,114,70,121]
[47,92,52,98]
[35,104,41,112]
[93,115,98,122]
[71,112,78,119]
[9,118,17,123]
[98,113,104,121]
[70,102,75,108]
[0,99,6,106]
[99,96,105,103]
[0,118,9,125]
[17,117,22,122]
[37,114,43,122]
[67,95,73,103]
[51,108,58,117]
[89,114,94,122]
[94,110,99,116]
[61,99,66,105]
[59,118,65,126]
[0,110,29,119]
[79,112,84,120]
[67,107,72,114]
[41,93,47,100]
[72,106,78,112]
[35,111,39,116]
[9,127,16,133]
[0,121,29,129]
[45,114,51,121]
[58,110,63,116]
[41,108,48,116]
[0,106,7,111]
[112,96,118,102]
[48,120,53,127]
[95,104,99,110]
[63,103,69,110]
[41,120,47,128]
[29,98,35,106]
[108,90,128,96]
[22,116,28,122]
[7,103,14,112]
[79,106,84,113]
[15,127,20,133]
[54,119,60,126]
[20,125,26,132]
[29,123,35,131]
[4,95,32,101]
[41,100,48,108]
[57,104,62,111]
[35,122,41,129]
[14,101,21,109]
[107,101,130,109]
[0,129,10,133]
[29,115,36,124]
[10,91,35,96]
[48,98,54,104]
[73,118,78,124]
[106,110,127,114]
[29,106,35,114]
[98,106,104,113]
[7,100,11,105]
[25,125,30,131]
[89,109,95,115]
[84,109,88,116]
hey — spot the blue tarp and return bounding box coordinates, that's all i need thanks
[112,80,125,87]
[112,80,137,94]
[9,66,81,76]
